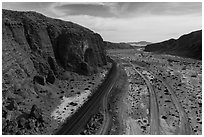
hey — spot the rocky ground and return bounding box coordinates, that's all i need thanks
[107,49,202,135]
[77,63,129,135]
[124,67,150,134]
[79,107,104,135]
[2,64,110,135]
[51,67,109,123]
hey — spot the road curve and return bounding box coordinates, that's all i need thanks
[153,73,194,135]
[55,62,118,135]
[133,63,193,135]
[132,65,161,135]
[96,86,111,135]
[97,64,118,135]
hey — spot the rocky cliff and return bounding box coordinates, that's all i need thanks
[3,9,107,76]
[2,9,107,134]
[144,30,202,60]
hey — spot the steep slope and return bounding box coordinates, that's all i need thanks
[3,9,107,76]
[2,9,108,134]
[104,41,134,50]
[144,30,202,60]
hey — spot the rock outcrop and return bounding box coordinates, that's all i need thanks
[2,9,107,135]
[3,9,107,77]
[144,30,202,60]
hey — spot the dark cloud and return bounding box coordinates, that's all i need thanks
[2,2,202,42]
[3,2,53,11]
[2,2,58,18]
[3,2,202,18]
[53,2,202,18]
[54,3,117,18]
[138,2,202,16]
[123,2,201,16]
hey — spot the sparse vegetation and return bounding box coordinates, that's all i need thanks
[107,48,202,135]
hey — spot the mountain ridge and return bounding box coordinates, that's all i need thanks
[144,30,202,60]
[104,41,134,49]
[127,41,152,46]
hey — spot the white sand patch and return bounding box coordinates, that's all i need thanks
[51,68,109,123]
[160,118,177,134]
[100,70,108,79]
[51,90,91,123]
[50,67,109,123]
[126,117,143,135]
[124,67,135,76]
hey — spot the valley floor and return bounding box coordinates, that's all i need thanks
[107,49,202,135]
[3,48,201,135]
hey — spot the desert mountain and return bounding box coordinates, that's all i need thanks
[104,41,134,49]
[128,41,152,46]
[3,9,107,76]
[144,30,202,60]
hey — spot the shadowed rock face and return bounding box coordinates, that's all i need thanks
[144,30,202,60]
[2,9,107,134]
[3,9,107,77]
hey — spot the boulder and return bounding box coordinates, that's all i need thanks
[46,70,55,84]
[5,99,18,111]
[33,75,45,85]
[17,117,26,128]
[30,105,43,122]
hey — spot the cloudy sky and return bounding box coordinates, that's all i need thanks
[2,2,202,43]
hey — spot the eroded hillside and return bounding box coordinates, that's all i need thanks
[144,30,202,60]
[2,9,109,135]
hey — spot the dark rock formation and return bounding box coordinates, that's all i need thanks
[33,75,45,85]
[104,41,134,50]
[18,117,27,128]
[5,98,18,111]
[30,105,43,122]
[3,9,107,77]
[2,9,108,135]
[46,70,56,84]
[144,30,202,60]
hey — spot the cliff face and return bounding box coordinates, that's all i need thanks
[3,9,107,77]
[2,9,107,134]
[144,30,202,60]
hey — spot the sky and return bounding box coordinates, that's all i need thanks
[2,2,202,43]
